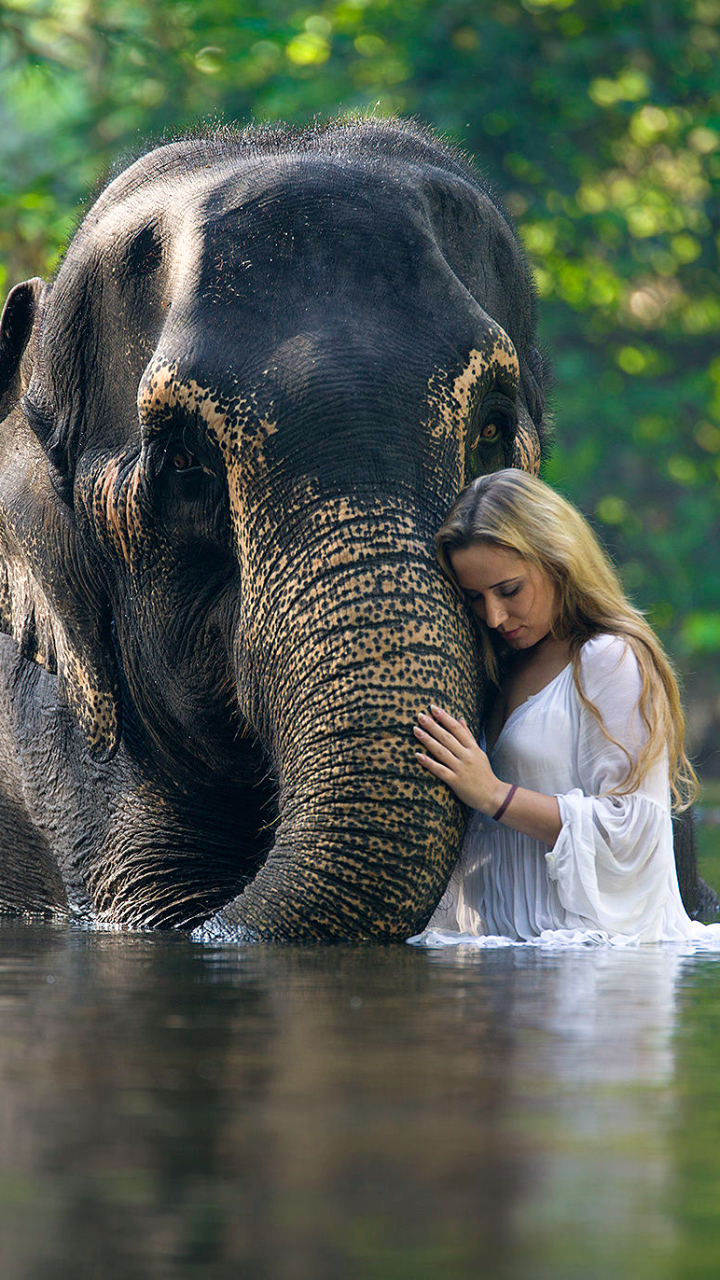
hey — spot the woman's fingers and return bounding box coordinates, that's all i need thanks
[413,725,459,769]
[429,705,477,747]
[415,752,456,785]
[416,711,465,758]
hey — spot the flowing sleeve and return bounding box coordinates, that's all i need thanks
[545,635,679,940]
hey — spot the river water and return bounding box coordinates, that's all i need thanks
[1,920,719,1279]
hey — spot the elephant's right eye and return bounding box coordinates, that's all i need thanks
[151,428,220,499]
[171,449,198,472]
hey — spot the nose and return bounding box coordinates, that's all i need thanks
[485,599,508,630]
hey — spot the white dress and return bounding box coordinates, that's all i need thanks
[409,633,720,950]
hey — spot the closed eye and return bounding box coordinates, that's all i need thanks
[465,583,522,608]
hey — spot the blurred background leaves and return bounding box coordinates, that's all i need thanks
[1,0,719,766]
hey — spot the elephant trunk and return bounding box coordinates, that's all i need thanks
[206,496,480,941]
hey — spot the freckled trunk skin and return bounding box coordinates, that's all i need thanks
[203,496,480,942]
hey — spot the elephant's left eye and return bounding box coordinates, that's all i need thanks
[467,392,517,478]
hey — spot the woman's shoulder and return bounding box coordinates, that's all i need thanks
[578,632,641,696]
[580,632,631,664]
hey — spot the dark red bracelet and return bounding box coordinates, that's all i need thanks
[492,783,518,823]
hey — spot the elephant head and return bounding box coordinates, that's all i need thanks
[0,119,547,939]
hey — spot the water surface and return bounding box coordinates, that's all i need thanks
[1,921,719,1279]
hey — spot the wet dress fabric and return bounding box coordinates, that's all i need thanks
[409,633,720,950]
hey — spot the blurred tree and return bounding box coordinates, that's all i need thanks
[1,0,719,760]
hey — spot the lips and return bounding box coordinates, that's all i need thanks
[500,627,522,640]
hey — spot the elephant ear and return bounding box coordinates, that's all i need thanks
[0,279,121,761]
[0,278,47,410]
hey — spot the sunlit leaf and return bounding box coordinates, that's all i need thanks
[285,32,330,66]
[596,495,629,525]
[680,613,720,654]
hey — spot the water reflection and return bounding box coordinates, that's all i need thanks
[0,923,716,1278]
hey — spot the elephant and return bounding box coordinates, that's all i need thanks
[0,117,709,940]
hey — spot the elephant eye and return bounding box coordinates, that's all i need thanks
[155,430,219,489]
[171,449,198,472]
[467,392,518,478]
[475,393,517,446]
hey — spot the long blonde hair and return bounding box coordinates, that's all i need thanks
[436,469,698,810]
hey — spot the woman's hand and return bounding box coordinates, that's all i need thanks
[414,705,507,814]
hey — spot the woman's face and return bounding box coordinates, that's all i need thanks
[449,543,559,649]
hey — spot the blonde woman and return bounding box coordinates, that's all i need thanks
[411,468,720,948]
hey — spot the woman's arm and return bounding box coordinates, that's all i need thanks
[414,706,562,845]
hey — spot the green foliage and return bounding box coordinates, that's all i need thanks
[1,0,719,694]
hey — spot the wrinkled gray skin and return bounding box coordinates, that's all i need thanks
[0,118,709,939]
